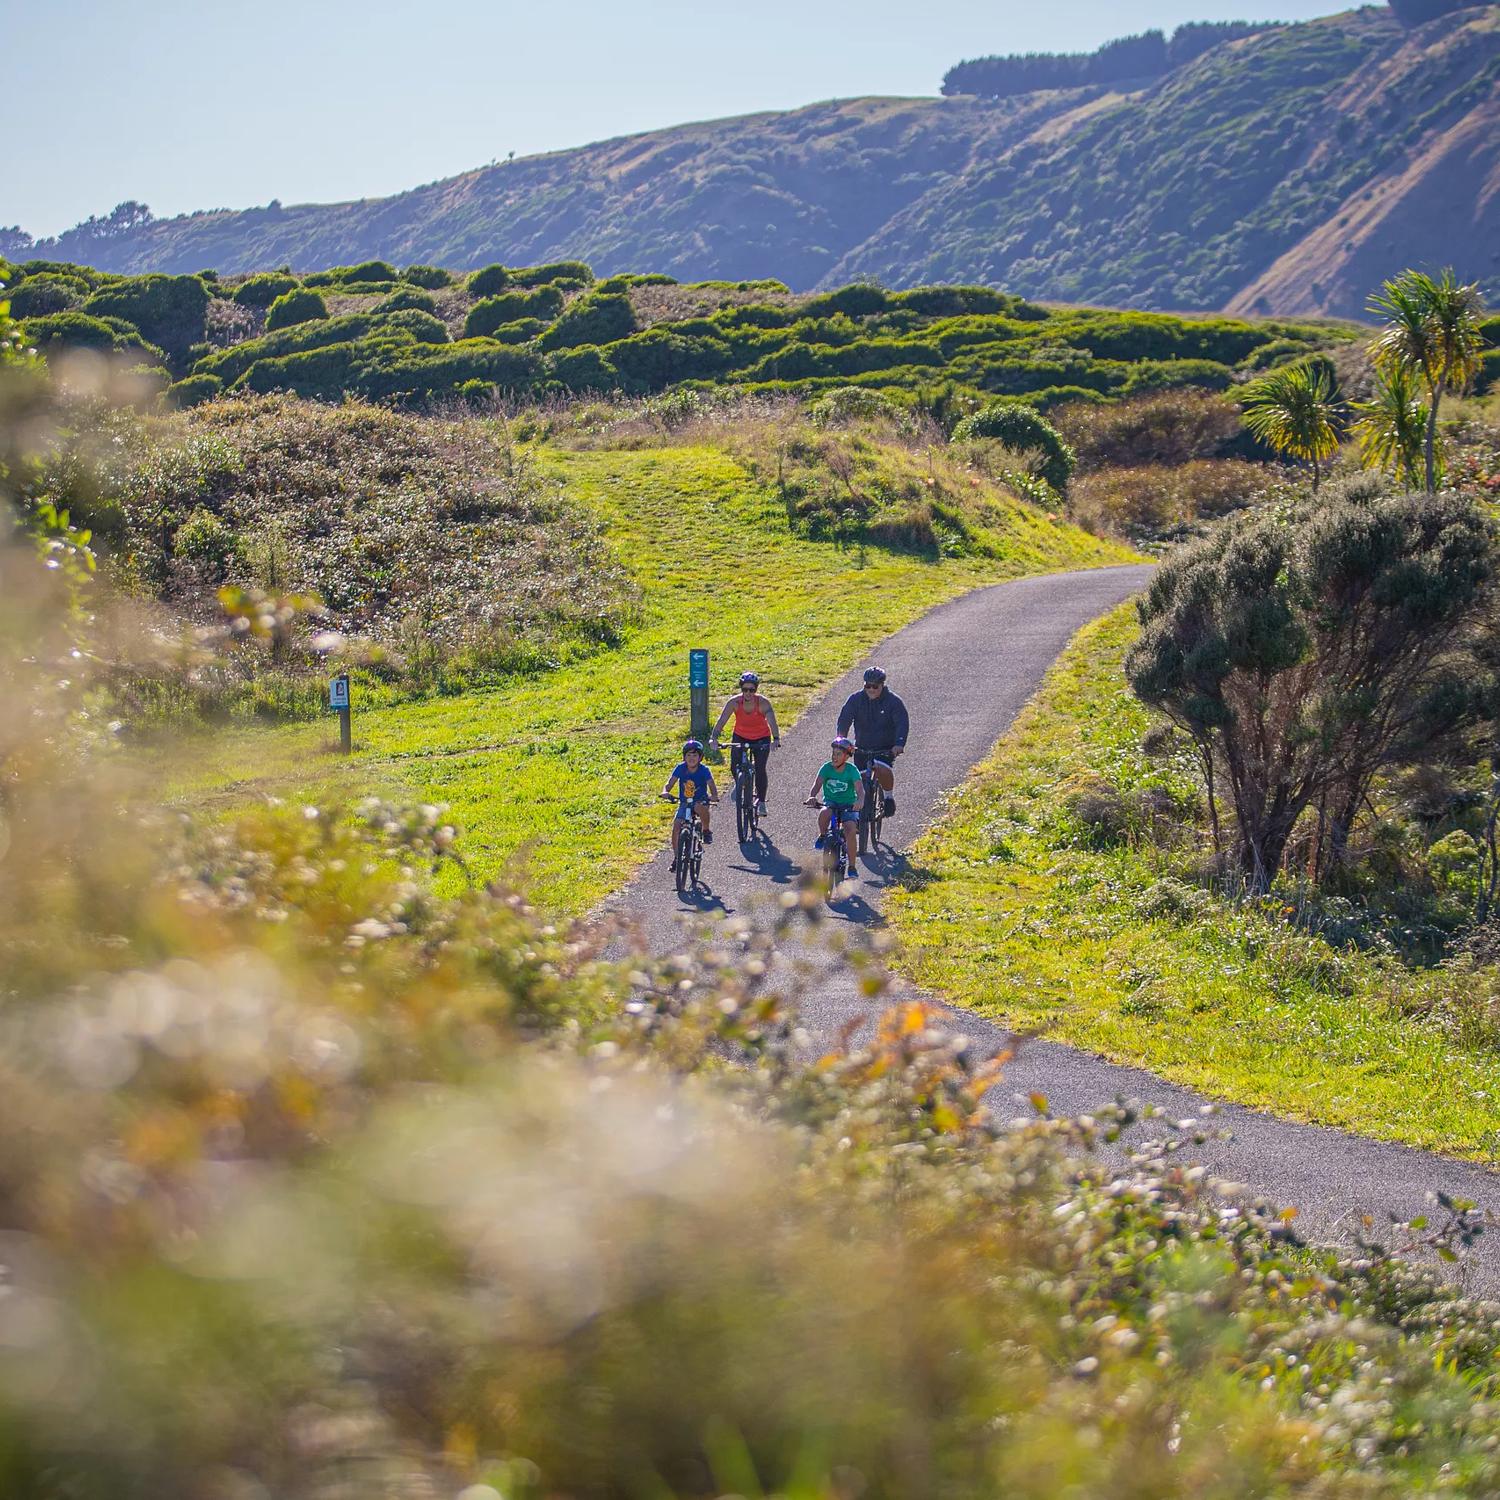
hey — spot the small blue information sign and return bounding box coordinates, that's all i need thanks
[329,675,350,710]
[689,649,709,689]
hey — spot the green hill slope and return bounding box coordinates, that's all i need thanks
[20,6,1500,318]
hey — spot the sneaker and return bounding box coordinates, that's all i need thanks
[844,863,859,882]
[814,834,825,850]
[755,799,767,817]
[703,830,714,844]
[883,795,895,818]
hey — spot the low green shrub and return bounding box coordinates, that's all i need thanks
[403,264,452,289]
[8,273,86,318]
[808,385,906,427]
[170,372,224,407]
[536,291,637,350]
[508,259,594,287]
[265,287,329,331]
[465,287,565,337]
[375,287,438,316]
[548,344,619,392]
[22,310,168,364]
[83,272,210,361]
[467,263,511,296]
[800,284,889,318]
[951,401,1077,492]
[173,505,237,578]
[231,272,299,309]
[489,318,546,345]
[381,308,449,343]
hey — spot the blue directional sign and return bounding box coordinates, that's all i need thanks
[689,649,709,689]
[329,675,350,710]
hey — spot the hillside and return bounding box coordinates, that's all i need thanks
[18,5,1500,318]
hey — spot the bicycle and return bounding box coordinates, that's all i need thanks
[663,793,711,897]
[851,750,891,856]
[714,736,773,843]
[806,798,854,889]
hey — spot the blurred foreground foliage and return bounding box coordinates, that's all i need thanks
[5,355,1500,1499]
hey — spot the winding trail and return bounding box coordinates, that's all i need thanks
[605,565,1500,1289]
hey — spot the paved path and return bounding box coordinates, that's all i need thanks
[606,565,1500,1289]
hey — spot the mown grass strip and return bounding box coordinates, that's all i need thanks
[887,605,1500,1160]
[172,444,1133,912]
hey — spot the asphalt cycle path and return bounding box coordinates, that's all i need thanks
[605,563,1500,1289]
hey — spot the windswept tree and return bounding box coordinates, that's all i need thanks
[1238,362,1343,490]
[1126,490,1492,890]
[1369,268,1487,493]
[1352,362,1428,491]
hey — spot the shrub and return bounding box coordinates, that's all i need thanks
[170,373,224,408]
[1069,458,1270,539]
[1127,491,1494,888]
[464,287,565,338]
[22,310,167,364]
[265,287,329,331]
[173,505,237,578]
[8,272,85,318]
[536,291,637,351]
[467,263,511,297]
[336,259,399,283]
[489,318,546,345]
[232,272,299,309]
[403,264,452,289]
[458,378,496,404]
[951,401,1076,492]
[1053,389,1242,470]
[83,273,210,362]
[376,287,438,316]
[800,284,889,319]
[381,308,450,344]
[893,285,1019,317]
[548,344,619,392]
[808,386,905,427]
[508,259,593,288]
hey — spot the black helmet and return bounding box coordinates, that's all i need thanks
[831,735,855,753]
[863,666,887,685]
[739,671,760,687]
[683,738,704,755]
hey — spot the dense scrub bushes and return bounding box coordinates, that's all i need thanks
[464,285,565,337]
[83,272,209,364]
[231,270,299,308]
[17,256,1347,413]
[952,402,1076,492]
[265,286,328,330]
[1053,389,1244,470]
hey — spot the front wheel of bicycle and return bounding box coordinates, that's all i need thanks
[675,837,690,896]
[736,780,752,843]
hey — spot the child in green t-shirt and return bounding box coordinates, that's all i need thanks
[805,735,866,881]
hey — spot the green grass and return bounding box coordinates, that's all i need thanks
[171,443,1132,911]
[887,605,1500,1161]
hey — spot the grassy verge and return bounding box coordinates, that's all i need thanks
[170,442,1133,911]
[887,605,1500,1160]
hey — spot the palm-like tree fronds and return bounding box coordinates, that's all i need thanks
[1240,363,1345,489]
[1367,267,1487,492]
[1352,362,1428,491]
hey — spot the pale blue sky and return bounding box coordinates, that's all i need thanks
[10,0,1350,237]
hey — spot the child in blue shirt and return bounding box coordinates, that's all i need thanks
[661,738,719,861]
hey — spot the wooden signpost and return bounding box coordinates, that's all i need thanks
[329,672,351,754]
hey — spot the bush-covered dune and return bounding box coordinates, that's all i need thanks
[7,254,1361,412]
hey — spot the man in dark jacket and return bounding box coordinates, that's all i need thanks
[835,666,908,817]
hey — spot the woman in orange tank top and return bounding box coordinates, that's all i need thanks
[710,671,781,815]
